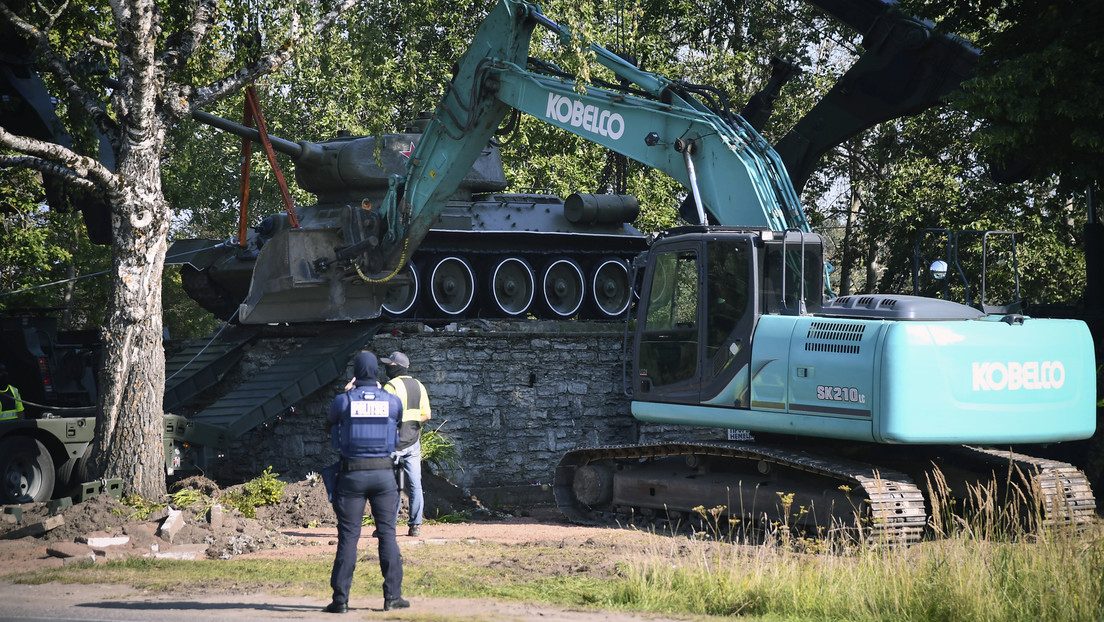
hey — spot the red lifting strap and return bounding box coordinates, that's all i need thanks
[237,85,300,246]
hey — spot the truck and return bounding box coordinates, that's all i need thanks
[197,0,1088,544]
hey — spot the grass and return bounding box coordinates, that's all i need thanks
[611,525,1104,621]
[14,463,1104,621]
[12,525,1103,621]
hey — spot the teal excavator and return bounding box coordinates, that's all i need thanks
[181,0,1092,541]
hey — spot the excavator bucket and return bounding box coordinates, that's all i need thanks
[235,225,384,324]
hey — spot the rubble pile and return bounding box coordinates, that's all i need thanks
[0,471,484,565]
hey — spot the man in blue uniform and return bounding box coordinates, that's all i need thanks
[325,351,409,613]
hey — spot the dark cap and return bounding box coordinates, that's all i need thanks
[380,351,410,369]
[353,352,378,382]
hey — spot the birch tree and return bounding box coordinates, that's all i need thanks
[0,0,359,498]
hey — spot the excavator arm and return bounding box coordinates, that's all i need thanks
[367,0,809,276]
[774,0,979,193]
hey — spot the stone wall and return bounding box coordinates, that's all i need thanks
[208,320,724,496]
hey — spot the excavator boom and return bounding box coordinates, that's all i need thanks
[381,0,809,272]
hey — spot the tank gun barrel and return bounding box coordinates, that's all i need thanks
[192,109,304,159]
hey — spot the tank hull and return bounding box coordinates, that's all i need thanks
[170,132,646,323]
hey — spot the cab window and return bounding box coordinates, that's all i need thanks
[639,250,699,387]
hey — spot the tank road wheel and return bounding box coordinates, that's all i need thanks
[590,258,632,318]
[0,437,56,504]
[489,257,535,317]
[542,259,585,318]
[429,256,476,316]
[381,261,419,317]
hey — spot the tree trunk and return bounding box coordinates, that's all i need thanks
[839,185,863,296]
[89,143,171,500]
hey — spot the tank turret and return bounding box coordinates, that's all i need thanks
[169,112,645,324]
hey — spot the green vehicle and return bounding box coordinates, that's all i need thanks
[0,315,100,504]
[1,314,378,504]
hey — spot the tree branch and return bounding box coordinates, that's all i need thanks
[168,0,359,117]
[0,155,100,193]
[159,0,219,78]
[0,2,121,149]
[32,0,69,30]
[0,126,121,199]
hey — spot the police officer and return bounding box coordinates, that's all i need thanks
[381,351,432,537]
[0,365,24,421]
[325,351,409,613]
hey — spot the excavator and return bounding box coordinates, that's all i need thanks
[188,0,1090,543]
[6,0,1095,538]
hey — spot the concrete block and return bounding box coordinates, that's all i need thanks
[46,541,94,558]
[158,508,184,543]
[2,515,63,540]
[207,504,224,530]
[80,534,130,547]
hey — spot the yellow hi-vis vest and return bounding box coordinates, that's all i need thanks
[0,384,24,420]
[385,376,431,449]
[384,376,431,422]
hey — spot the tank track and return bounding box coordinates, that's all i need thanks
[554,442,927,546]
[954,445,1097,527]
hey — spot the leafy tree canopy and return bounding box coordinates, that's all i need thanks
[903,0,1103,191]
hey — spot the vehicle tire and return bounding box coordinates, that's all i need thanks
[381,261,420,317]
[0,437,56,504]
[541,258,585,318]
[54,443,93,499]
[427,256,476,316]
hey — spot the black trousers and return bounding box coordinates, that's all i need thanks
[330,468,402,605]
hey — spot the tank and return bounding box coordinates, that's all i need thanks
[168,112,647,324]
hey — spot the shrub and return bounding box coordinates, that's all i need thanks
[221,466,286,518]
[420,422,461,475]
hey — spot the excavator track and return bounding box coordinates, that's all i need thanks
[952,445,1097,528]
[554,442,927,546]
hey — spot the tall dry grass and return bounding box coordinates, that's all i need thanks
[610,464,1104,621]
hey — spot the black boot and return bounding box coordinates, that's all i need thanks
[383,597,410,611]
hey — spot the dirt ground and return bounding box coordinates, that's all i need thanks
[0,472,711,621]
[0,469,566,572]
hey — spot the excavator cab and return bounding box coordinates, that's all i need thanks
[632,227,824,408]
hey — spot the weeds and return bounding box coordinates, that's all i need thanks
[121,466,286,521]
[118,495,166,521]
[220,466,286,518]
[420,421,461,475]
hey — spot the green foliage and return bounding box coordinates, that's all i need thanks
[420,422,462,476]
[220,467,286,519]
[162,266,222,339]
[427,511,470,524]
[814,107,1089,308]
[0,170,112,327]
[168,488,207,510]
[903,0,1103,192]
[119,495,168,521]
